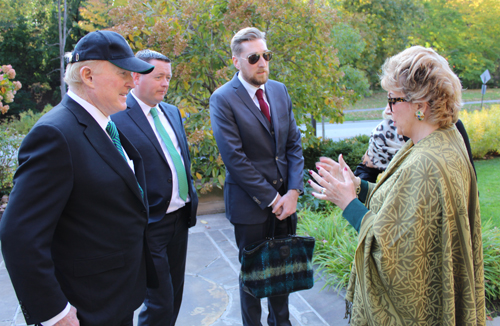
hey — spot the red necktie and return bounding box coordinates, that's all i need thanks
[255,89,271,123]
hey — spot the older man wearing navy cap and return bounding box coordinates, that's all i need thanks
[0,31,157,326]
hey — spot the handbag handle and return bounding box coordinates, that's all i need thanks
[268,215,294,239]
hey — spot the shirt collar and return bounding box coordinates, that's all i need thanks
[237,72,266,99]
[67,89,110,131]
[130,90,160,117]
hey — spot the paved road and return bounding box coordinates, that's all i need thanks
[313,119,380,141]
[312,99,500,141]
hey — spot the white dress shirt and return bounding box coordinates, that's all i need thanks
[129,90,190,213]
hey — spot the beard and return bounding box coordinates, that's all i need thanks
[245,70,269,87]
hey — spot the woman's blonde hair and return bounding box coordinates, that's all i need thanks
[380,46,462,127]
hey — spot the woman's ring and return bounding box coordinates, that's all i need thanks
[321,188,326,195]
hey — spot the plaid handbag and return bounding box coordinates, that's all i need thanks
[240,218,315,298]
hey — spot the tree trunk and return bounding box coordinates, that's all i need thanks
[58,0,67,99]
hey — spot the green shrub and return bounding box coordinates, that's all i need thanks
[483,218,500,303]
[0,126,23,195]
[7,104,52,135]
[297,208,500,303]
[297,207,357,292]
[299,135,370,212]
[302,135,369,171]
[460,105,500,158]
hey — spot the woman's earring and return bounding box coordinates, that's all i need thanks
[415,110,425,121]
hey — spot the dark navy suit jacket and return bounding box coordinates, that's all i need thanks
[210,73,304,224]
[0,95,157,326]
[112,95,198,226]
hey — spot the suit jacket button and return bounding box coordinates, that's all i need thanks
[273,180,277,184]
[271,131,274,135]
[280,178,283,182]
[275,156,278,161]
[168,178,172,183]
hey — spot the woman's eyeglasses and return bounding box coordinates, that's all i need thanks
[388,97,407,112]
[241,51,273,65]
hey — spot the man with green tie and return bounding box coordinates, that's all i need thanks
[112,49,198,326]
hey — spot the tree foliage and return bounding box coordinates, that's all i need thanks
[0,0,85,116]
[409,0,500,88]
[109,0,365,193]
[336,0,425,87]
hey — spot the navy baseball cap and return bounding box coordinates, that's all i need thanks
[69,30,154,74]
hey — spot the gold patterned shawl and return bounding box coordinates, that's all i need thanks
[345,125,485,326]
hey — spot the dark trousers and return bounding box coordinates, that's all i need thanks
[234,213,297,326]
[138,207,189,326]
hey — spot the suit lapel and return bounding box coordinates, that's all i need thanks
[265,82,281,145]
[65,97,145,205]
[126,95,169,166]
[232,74,271,134]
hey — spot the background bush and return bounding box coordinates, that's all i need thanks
[461,105,500,159]
[0,126,23,195]
[302,134,370,171]
[298,135,369,211]
[483,219,500,304]
[297,207,357,292]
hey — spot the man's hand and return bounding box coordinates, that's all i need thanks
[54,306,79,326]
[271,190,299,220]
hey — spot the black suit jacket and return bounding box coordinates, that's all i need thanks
[0,95,157,326]
[112,94,198,226]
[210,73,304,224]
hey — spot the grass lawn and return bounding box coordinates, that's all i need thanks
[342,88,500,122]
[475,157,500,227]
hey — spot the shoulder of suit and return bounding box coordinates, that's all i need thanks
[26,101,81,137]
[159,102,180,113]
[265,79,285,89]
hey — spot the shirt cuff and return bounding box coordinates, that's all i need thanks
[358,180,369,203]
[268,193,280,207]
[41,302,71,326]
[342,198,369,233]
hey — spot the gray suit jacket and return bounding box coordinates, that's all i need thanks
[210,73,304,224]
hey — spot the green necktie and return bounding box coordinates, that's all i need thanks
[106,120,144,198]
[150,107,188,201]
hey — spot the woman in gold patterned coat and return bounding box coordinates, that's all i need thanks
[309,46,485,325]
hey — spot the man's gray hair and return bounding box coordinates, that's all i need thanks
[63,52,102,90]
[135,49,171,64]
[231,27,266,57]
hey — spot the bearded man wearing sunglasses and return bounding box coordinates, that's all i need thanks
[210,27,304,326]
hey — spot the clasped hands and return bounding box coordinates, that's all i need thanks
[308,154,360,211]
[271,189,299,220]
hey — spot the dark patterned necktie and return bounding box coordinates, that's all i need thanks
[256,88,271,122]
[106,120,144,198]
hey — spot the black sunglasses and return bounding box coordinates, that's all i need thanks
[242,51,273,65]
[388,97,408,112]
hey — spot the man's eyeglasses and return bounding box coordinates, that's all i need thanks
[388,97,407,112]
[241,51,273,65]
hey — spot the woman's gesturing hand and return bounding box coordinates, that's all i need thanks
[308,165,357,211]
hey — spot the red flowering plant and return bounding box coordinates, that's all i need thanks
[0,65,22,115]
